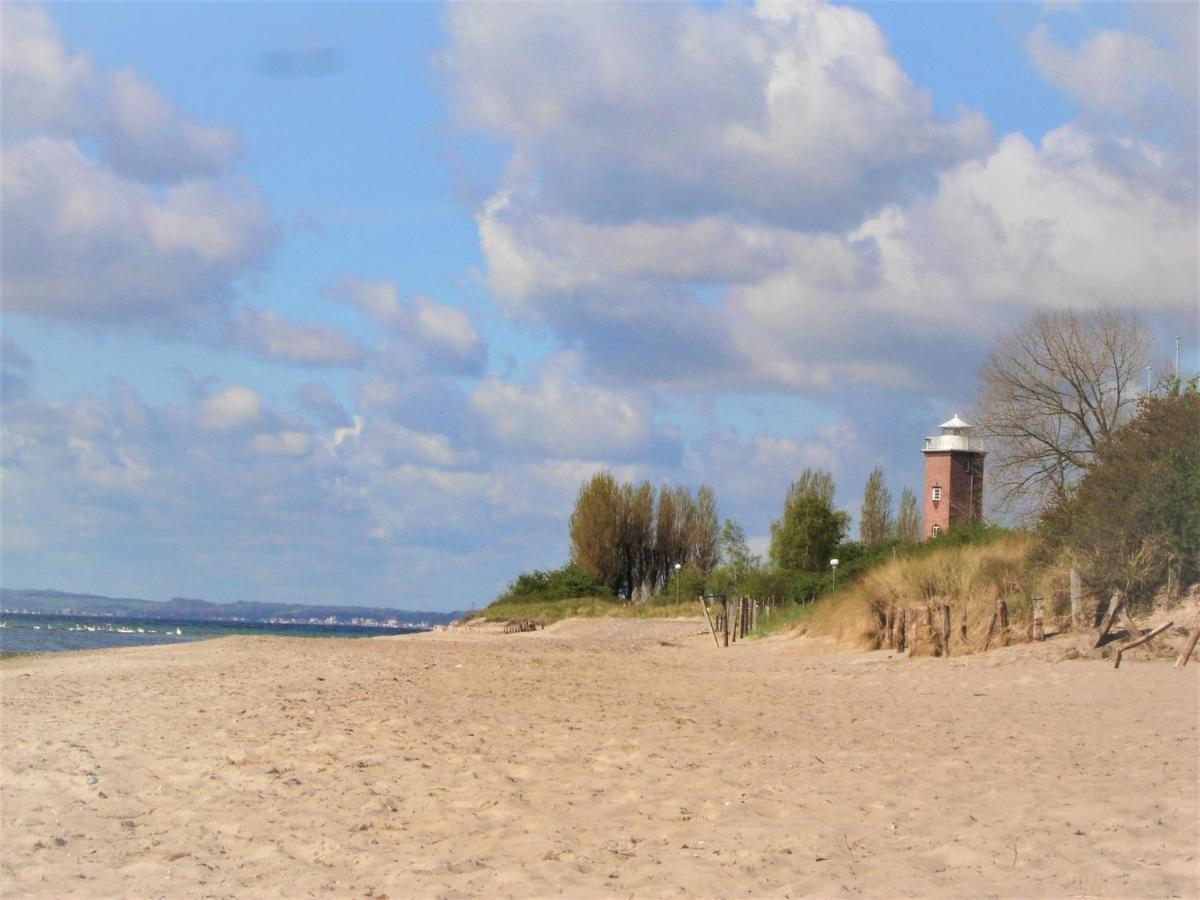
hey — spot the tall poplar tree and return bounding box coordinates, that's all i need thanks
[895,487,921,544]
[859,466,893,545]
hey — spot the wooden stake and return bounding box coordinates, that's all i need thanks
[1093,591,1123,649]
[896,608,906,653]
[723,596,730,648]
[1175,612,1200,668]
[699,594,720,649]
[1114,620,1174,669]
[1032,598,1045,642]
[983,608,998,651]
[1069,568,1083,630]
[939,605,952,656]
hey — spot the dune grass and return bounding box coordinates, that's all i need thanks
[469,594,701,625]
[755,534,1041,653]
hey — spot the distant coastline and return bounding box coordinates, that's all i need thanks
[0,587,463,630]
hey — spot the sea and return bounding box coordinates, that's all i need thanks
[0,612,425,656]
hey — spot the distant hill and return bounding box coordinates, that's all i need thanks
[0,588,463,627]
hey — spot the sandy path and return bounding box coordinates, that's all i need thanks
[2,618,1197,898]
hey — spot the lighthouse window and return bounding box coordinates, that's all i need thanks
[931,486,942,502]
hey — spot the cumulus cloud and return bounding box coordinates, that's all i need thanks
[453,0,1196,396]
[1,5,238,181]
[1027,23,1171,118]
[227,308,366,368]
[470,359,680,463]
[329,276,486,375]
[198,385,262,430]
[1,138,272,328]
[444,0,989,230]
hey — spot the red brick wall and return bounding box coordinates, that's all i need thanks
[923,451,985,539]
[923,453,952,539]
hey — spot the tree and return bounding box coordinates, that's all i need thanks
[569,472,724,598]
[895,487,921,544]
[652,485,680,591]
[769,468,848,572]
[718,518,755,588]
[976,308,1152,515]
[1039,383,1200,607]
[692,485,720,574]
[859,466,893,545]
[619,480,656,599]
[569,470,622,592]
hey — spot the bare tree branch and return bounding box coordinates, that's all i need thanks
[976,308,1151,518]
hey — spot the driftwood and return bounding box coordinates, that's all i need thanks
[1176,612,1200,668]
[698,595,720,649]
[1114,620,1174,669]
[1120,607,1143,642]
[1093,591,1123,648]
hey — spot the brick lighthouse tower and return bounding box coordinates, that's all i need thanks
[922,414,985,540]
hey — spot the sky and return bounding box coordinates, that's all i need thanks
[2,1,1197,612]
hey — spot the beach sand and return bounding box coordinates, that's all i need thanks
[2,618,1197,898]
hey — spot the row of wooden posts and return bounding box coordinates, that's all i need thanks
[693,570,1200,668]
[502,619,541,634]
[700,594,776,648]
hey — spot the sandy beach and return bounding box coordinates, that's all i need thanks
[2,618,1197,898]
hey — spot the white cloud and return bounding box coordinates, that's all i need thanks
[470,363,674,462]
[1,5,238,181]
[445,0,989,230]
[329,276,486,374]
[1,138,272,328]
[0,5,93,136]
[198,385,262,430]
[250,430,312,458]
[227,308,366,368]
[1027,23,1171,118]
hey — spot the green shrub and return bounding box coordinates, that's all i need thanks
[498,564,613,602]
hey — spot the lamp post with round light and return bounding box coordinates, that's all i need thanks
[674,562,682,604]
[830,558,839,592]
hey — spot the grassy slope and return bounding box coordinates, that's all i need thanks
[468,594,702,625]
[756,534,1043,652]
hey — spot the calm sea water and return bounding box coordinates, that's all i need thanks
[0,612,425,655]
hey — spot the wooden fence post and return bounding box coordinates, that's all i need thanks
[1069,568,1083,630]
[1032,598,1045,641]
[939,605,952,655]
[896,608,906,653]
[723,596,730,648]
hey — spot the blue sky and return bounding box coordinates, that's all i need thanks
[2,1,1196,611]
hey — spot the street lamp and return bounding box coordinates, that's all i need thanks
[674,562,682,603]
[830,558,839,592]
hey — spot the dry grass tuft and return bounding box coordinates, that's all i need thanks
[799,535,1039,653]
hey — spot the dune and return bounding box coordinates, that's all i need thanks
[1,618,1197,898]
